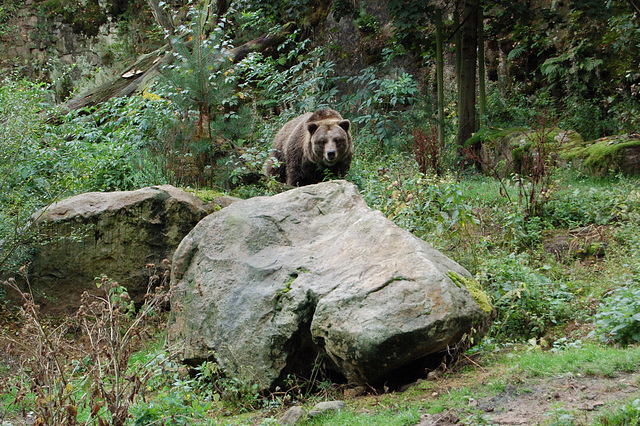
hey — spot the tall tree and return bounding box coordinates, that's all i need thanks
[436,8,445,152]
[477,5,486,128]
[457,0,480,151]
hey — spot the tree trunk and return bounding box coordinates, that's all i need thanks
[454,0,462,110]
[436,9,445,156]
[477,4,486,128]
[457,0,479,153]
[146,0,175,35]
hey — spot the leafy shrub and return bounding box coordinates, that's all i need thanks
[477,253,574,341]
[238,38,338,118]
[341,67,418,151]
[596,398,640,425]
[0,78,64,272]
[593,273,640,345]
[356,157,476,239]
[485,81,556,128]
[57,95,171,191]
[543,178,640,227]
[130,354,216,425]
[196,361,262,412]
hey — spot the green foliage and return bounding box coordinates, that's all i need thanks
[235,0,320,27]
[387,0,432,53]
[331,0,356,22]
[57,95,171,191]
[593,272,640,346]
[543,177,640,227]
[354,10,380,35]
[540,41,603,94]
[238,37,338,118]
[596,398,640,425]
[130,357,229,424]
[477,253,573,341]
[356,157,476,238]
[485,81,557,130]
[196,360,262,412]
[305,405,422,426]
[0,0,21,36]
[506,343,640,378]
[341,68,418,151]
[0,79,62,272]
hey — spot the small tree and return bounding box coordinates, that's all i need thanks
[158,5,252,187]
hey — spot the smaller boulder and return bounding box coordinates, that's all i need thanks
[279,406,305,425]
[15,185,213,314]
[308,401,347,418]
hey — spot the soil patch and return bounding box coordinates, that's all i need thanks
[421,372,640,425]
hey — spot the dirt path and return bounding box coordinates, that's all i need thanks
[418,372,640,425]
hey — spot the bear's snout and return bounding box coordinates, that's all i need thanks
[326,150,337,161]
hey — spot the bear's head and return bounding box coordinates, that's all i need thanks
[306,119,352,166]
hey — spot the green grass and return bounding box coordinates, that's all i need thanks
[501,344,640,378]
[303,406,421,426]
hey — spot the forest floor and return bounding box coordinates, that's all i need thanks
[286,334,640,425]
[409,369,639,425]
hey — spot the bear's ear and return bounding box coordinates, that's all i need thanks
[338,120,350,133]
[307,122,319,135]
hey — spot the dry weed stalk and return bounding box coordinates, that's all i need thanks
[1,260,171,425]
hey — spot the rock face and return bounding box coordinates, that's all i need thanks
[25,185,212,314]
[168,181,492,390]
[577,133,640,176]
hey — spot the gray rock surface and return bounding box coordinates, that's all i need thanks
[307,401,347,418]
[167,181,492,389]
[278,406,305,425]
[23,185,212,314]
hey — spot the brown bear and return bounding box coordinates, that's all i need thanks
[266,109,353,187]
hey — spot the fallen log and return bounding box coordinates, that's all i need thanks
[51,22,295,118]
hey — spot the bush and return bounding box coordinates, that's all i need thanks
[596,398,640,425]
[356,156,476,239]
[477,253,574,341]
[0,78,62,273]
[593,273,640,345]
[340,67,418,152]
[543,176,640,227]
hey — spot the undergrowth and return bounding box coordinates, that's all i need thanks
[1,6,640,423]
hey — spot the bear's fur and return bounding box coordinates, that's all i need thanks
[266,109,353,186]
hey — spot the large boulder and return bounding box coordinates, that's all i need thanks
[167,181,492,390]
[20,185,214,314]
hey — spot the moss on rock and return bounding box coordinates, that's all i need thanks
[561,134,640,176]
[447,271,493,314]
